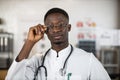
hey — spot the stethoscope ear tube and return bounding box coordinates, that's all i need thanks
[33,49,50,80]
[63,45,73,69]
[33,65,48,80]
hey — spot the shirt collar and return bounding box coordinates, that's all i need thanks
[49,44,71,58]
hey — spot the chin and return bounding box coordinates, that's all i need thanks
[52,40,63,45]
[54,42,62,45]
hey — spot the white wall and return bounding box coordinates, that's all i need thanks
[0,0,119,58]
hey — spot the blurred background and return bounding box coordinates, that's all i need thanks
[0,0,120,80]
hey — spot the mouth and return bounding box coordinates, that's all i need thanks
[54,36,62,39]
[53,34,63,40]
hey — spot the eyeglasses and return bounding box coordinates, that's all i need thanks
[46,23,68,31]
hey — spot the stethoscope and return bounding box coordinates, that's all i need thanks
[33,44,73,80]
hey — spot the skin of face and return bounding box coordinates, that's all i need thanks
[44,13,71,50]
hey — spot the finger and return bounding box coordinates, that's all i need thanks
[44,25,48,33]
[29,27,36,35]
[43,25,47,32]
[37,24,46,34]
[34,26,38,35]
[37,24,43,34]
[40,25,47,33]
[40,25,45,32]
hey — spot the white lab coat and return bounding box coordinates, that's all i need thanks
[5,46,111,80]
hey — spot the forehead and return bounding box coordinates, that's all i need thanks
[45,13,68,24]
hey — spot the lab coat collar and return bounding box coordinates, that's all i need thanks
[49,44,71,58]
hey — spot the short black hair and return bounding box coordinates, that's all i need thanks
[44,8,69,22]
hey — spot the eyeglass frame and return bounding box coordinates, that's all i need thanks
[45,23,68,32]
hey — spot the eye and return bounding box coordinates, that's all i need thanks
[57,23,65,28]
[50,25,54,29]
[46,24,53,28]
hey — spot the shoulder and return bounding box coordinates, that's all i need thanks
[72,47,101,64]
[73,47,92,56]
[71,46,96,61]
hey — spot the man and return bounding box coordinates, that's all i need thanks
[6,8,111,80]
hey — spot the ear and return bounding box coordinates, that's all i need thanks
[68,24,71,32]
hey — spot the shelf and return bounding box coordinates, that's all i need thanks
[100,47,119,75]
[103,64,119,67]
[0,33,13,69]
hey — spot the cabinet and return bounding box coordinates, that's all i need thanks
[78,40,96,55]
[0,32,13,69]
[0,70,8,80]
[100,47,119,79]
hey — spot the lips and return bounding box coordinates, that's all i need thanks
[53,34,62,39]
[54,36,62,39]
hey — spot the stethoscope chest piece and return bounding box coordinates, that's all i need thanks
[59,68,66,76]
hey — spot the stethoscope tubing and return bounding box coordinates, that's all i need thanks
[34,44,73,80]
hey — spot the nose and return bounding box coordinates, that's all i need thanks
[52,26,61,32]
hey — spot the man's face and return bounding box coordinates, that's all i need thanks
[44,13,71,45]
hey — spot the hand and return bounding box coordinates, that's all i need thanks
[27,24,47,43]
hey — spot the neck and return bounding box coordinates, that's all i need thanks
[51,42,69,53]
